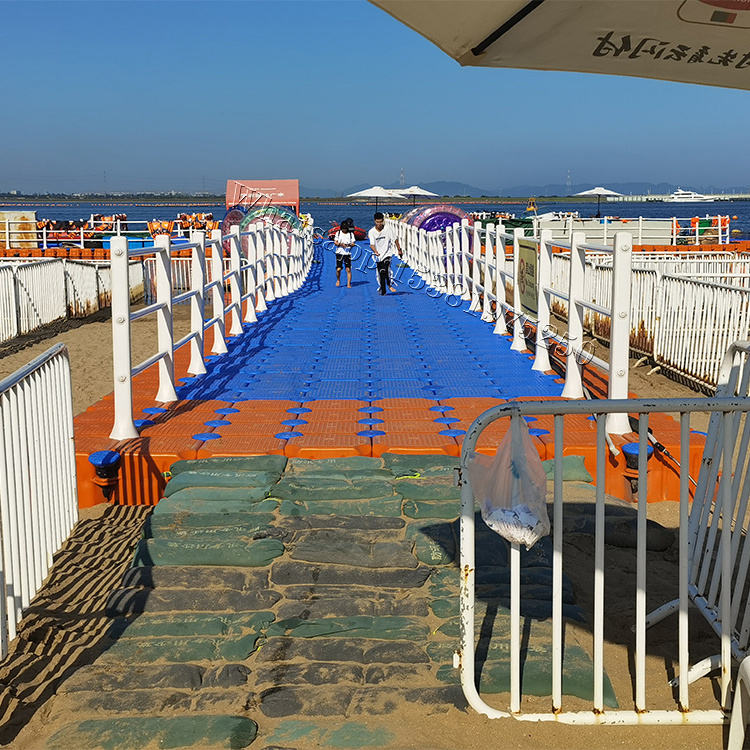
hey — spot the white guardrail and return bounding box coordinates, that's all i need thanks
[108,220,314,440]
[0,213,737,250]
[0,343,78,659]
[391,218,750,391]
[392,218,633,433]
[2,216,213,252]
[0,259,144,344]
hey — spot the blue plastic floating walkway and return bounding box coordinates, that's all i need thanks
[175,242,561,404]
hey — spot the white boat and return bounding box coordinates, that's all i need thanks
[663,188,716,203]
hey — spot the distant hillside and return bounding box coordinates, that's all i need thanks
[303,180,496,199]
[301,180,750,200]
[505,181,750,196]
[300,186,338,199]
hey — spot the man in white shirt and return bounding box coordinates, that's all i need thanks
[367,212,402,296]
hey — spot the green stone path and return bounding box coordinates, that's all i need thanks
[40,455,619,750]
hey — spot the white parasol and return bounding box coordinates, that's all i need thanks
[574,186,623,217]
[370,0,750,91]
[346,186,404,210]
[397,185,440,206]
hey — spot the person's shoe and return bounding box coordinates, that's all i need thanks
[335,280,340,287]
[389,286,396,293]
[379,289,386,295]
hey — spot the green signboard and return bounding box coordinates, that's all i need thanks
[518,239,538,317]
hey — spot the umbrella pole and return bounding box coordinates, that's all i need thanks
[596,194,601,218]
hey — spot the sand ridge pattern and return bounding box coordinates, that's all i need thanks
[1,454,728,750]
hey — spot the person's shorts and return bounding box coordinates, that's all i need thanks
[335,253,352,270]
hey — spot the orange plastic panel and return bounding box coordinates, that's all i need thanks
[300,421,361,436]
[371,432,458,457]
[378,419,441,434]
[211,420,286,437]
[195,435,288,456]
[287,434,371,459]
[373,398,440,410]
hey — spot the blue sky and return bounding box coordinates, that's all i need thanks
[1,0,748,194]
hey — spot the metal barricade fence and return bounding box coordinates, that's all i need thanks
[13,260,67,334]
[458,393,750,726]
[0,343,78,659]
[0,259,144,344]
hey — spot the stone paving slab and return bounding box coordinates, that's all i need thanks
[39,454,656,749]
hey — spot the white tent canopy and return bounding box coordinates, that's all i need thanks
[346,185,404,210]
[397,185,440,206]
[370,0,750,91]
[398,185,440,197]
[346,186,403,199]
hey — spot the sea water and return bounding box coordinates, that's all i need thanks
[3,199,750,236]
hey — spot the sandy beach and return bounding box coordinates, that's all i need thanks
[0,309,730,750]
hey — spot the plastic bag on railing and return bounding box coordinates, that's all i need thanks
[467,417,550,549]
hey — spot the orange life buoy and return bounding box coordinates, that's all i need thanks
[691,217,699,229]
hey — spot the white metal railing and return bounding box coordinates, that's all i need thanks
[1,215,211,252]
[0,259,144,344]
[108,219,314,440]
[392,218,634,434]
[0,343,78,659]
[458,387,750,726]
[525,214,733,246]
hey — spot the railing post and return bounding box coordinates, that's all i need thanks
[209,231,228,355]
[606,231,633,435]
[264,227,276,303]
[188,230,207,376]
[450,224,460,299]
[288,232,298,292]
[228,225,243,335]
[415,227,425,280]
[249,226,267,313]
[481,224,493,322]
[444,227,455,295]
[277,228,289,298]
[239,228,258,323]
[510,228,525,352]
[109,236,138,440]
[154,234,177,403]
[470,222,481,312]
[460,219,471,301]
[438,230,446,291]
[561,230,586,399]
[493,223,506,333]
[429,232,440,290]
[274,228,285,298]
[533,229,553,372]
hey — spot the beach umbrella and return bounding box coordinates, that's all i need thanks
[369,1,750,91]
[397,185,440,207]
[346,186,403,210]
[574,186,623,218]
